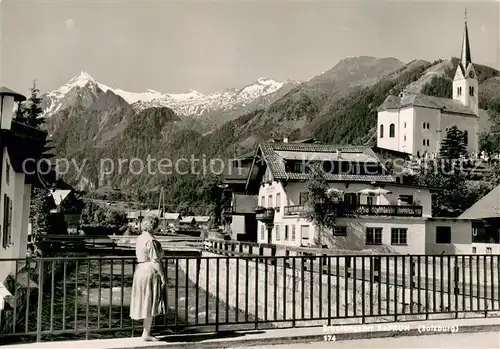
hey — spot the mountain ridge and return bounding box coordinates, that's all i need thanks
[41,71,301,119]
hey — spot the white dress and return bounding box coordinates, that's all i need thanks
[129,232,164,320]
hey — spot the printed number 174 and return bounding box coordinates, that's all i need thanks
[324,335,336,341]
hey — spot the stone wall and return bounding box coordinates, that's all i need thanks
[177,253,498,327]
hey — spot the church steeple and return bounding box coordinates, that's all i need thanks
[460,9,472,70]
[453,9,478,116]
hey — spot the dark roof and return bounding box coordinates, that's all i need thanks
[372,147,412,160]
[460,21,472,72]
[233,194,257,214]
[0,122,48,184]
[378,94,476,116]
[257,142,395,183]
[0,87,26,102]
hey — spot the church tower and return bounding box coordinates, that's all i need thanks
[453,10,479,115]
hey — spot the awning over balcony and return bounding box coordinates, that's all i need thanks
[358,188,392,195]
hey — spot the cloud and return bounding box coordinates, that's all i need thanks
[65,18,75,30]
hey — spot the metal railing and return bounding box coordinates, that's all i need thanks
[0,249,499,344]
[284,204,423,217]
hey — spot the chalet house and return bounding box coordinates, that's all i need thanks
[163,212,180,230]
[248,139,477,254]
[179,216,196,229]
[50,188,84,234]
[193,216,211,229]
[126,210,143,228]
[0,87,48,308]
[458,184,500,254]
[221,151,259,240]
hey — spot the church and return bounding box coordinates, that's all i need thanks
[376,16,479,157]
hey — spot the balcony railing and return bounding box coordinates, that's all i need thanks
[284,204,423,217]
[254,207,275,223]
[1,250,499,344]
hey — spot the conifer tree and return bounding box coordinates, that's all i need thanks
[439,125,467,160]
[24,81,45,128]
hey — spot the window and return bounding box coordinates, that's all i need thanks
[399,195,413,205]
[344,193,358,205]
[436,226,451,244]
[389,123,395,138]
[423,122,426,129]
[276,193,281,210]
[486,247,492,254]
[472,247,476,254]
[260,225,265,241]
[427,123,430,129]
[423,139,426,146]
[293,162,303,173]
[333,226,347,236]
[366,228,382,245]
[469,86,474,96]
[426,139,430,146]
[5,162,10,185]
[380,124,384,138]
[391,228,408,245]
[276,225,280,241]
[404,135,406,142]
[404,122,406,128]
[457,87,462,96]
[285,225,289,240]
[367,196,374,206]
[299,192,309,205]
[300,225,310,240]
[261,196,265,207]
[2,195,12,248]
[268,195,273,208]
[291,225,296,241]
[464,131,468,145]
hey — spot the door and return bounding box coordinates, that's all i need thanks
[267,226,273,244]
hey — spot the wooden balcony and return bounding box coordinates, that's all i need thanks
[284,204,423,217]
[254,207,275,224]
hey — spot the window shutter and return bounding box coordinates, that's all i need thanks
[8,197,12,245]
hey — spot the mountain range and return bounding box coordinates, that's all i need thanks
[36,56,500,211]
[42,72,300,131]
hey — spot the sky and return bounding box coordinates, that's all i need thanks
[1,0,499,96]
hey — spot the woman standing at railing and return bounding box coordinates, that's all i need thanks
[129,216,167,341]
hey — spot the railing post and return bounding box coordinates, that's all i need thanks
[373,256,380,283]
[271,246,276,266]
[411,257,417,287]
[36,259,44,342]
[346,257,352,277]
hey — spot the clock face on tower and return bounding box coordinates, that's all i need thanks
[469,71,475,79]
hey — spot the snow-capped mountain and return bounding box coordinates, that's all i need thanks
[42,71,300,118]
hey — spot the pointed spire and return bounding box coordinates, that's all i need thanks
[460,8,472,69]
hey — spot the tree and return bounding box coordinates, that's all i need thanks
[414,158,491,217]
[23,81,45,129]
[203,176,225,227]
[440,125,467,160]
[303,164,345,246]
